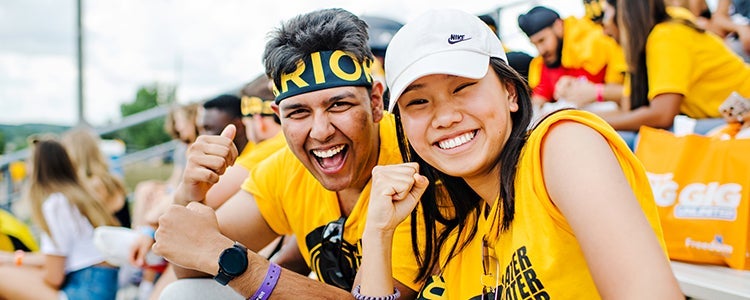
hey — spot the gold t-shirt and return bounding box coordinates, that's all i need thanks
[244,113,423,291]
[646,8,750,118]
[417,110,666,299]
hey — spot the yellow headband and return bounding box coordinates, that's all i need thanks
[272,50,373,103]
[241,96,274,116]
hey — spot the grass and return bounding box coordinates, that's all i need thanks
[123,161,174,193]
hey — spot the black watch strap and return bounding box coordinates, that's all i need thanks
[214,242,249,285]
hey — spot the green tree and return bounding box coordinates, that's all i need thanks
[0,131,5,154]
[107,84,176,151]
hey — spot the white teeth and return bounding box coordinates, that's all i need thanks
[312,145,345,158]
[438,132,475,150]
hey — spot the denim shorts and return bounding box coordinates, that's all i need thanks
[60,265,119,300]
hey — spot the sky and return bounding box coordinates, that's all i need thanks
[0,0,584,127]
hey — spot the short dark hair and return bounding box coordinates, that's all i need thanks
[203,94,242,119]
[478,14,497,31]
[262,8,373,89]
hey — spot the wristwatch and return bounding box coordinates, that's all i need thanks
[214,242,249,285]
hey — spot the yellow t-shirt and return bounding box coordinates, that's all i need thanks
[528,17,627,91]
[646,14,750,118]
[235,132,286,171]
[416,110,666,299]
[561,17,627,85]
[236,141,254,165]
[243,113,422,291]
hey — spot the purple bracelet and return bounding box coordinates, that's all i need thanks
[248,262,281,300]
[352,285,401,300]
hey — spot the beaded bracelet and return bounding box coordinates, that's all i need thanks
[351,285,400,300]
[248,262,281,300]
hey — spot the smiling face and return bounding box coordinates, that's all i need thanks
[396,67,518,182]
[273,84,384,192]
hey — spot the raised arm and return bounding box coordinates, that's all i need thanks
[541,121,682,299]
[203,164,249,210]
[356,163,428,298]
[173,125,239,207]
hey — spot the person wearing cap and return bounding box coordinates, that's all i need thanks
[518,6,627,113]
[356,8,681,299]
[152,8,422,299]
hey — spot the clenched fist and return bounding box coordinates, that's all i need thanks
[366,163,429,233]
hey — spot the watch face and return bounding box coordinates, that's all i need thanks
[221,247,248,275]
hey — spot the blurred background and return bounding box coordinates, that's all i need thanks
[0,0,587,127]
[0,0,656,211]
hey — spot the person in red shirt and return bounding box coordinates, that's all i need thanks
[519,6,627,112]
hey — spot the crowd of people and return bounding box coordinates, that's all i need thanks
[1,0,749,299]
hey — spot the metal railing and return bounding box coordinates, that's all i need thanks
[0,105,175,213]
[0,2,540,214]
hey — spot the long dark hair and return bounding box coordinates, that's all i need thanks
[26,139,117,240]
[618,0,702,110]
[394,57,533,282]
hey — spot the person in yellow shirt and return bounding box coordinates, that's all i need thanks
[357,9,682,299]
[238,76,311,276]
[122,84,289,300]
[151,8,422,300]
[566,0,750,149]
[201,76,285,210]
[195,94,254,208]
[594,0,750,136]
[518,6,627,110]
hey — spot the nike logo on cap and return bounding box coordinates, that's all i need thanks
[448,34,471,44]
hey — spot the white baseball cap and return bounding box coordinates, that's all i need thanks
[385,9,507,112]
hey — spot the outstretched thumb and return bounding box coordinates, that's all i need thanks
[220,124,236,140]
[409,173,429,201]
